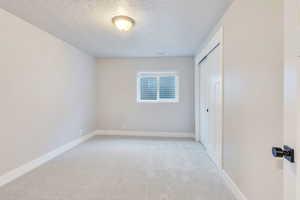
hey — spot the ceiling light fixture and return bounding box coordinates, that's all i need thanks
[112,15,135,32]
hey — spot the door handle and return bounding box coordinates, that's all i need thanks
[272,145,294,163]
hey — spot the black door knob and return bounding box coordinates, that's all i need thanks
[272,145,295,163]
[272,147,284,158]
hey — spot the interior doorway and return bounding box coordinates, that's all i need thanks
[196,28,223,168]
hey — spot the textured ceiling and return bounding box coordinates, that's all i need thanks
[0,0,232,58]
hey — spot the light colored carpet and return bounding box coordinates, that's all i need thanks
[0,136,235,200]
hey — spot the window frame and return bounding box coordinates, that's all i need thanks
[136,71,179,103]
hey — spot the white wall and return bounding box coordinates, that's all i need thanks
[96,57,195,133]
[0,8,97,176]
[196,0,283,199]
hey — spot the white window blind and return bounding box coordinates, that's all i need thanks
[140,77,157,100]
[137,72,179,103]
[159,76,176,99]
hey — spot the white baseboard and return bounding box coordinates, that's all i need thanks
[220,169,248,200]
[0,132,96,187]
[95,130,195,139]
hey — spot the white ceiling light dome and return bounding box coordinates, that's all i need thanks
[112,15,135,32]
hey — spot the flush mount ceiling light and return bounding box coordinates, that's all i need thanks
[112,15,135,32]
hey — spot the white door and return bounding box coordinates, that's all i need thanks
[283,0,300,199]
[206,46,222,165]
[199,57,209,149]
[199,45,222,166]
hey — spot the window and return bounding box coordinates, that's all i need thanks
[137,72,179,103]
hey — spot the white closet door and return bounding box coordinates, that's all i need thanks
[207,46,221,164]
[199,58,209,149]
[199,45,222,165]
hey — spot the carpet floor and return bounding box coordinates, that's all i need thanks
[0,136,235,200]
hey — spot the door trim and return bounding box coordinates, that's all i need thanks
[194,27,224,169]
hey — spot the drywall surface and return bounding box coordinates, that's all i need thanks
[196,0,284,199]
[96,57,194,133]
[0,8,97,176]
[0,0,233,57]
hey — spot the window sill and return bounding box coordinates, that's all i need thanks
[137,100,179,104]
